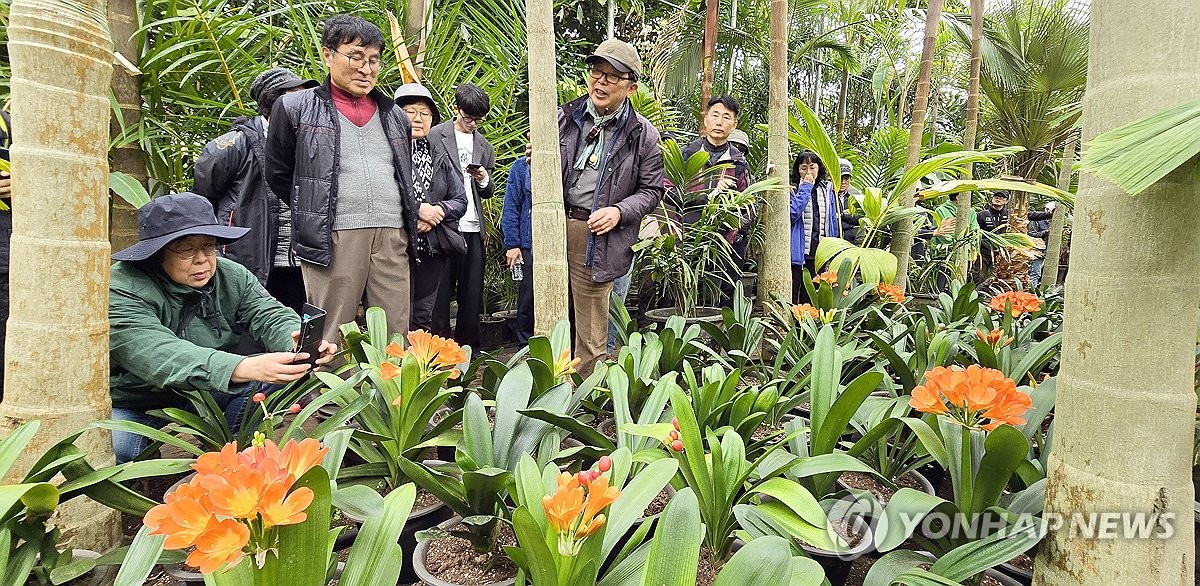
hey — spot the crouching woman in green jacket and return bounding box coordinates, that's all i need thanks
[109,193,336,463]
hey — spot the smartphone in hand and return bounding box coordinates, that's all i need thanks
[293,303,326,367]
[466,163,483,172]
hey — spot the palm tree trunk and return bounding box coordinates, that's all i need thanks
[952,0,984,281]
[108,0,144,251]
[2,0,121,551]
[1035,2,1197,583]
[525,0,568,335]
[1040,134,1076,287]
[725,0,738,91]
[888,0,943,291]
[405,0,430,77]
[701,0,720,122]
[836,68,849,145]
[760,0,791,301]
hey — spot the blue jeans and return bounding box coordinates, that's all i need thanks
[607,266,634,353]
[1030,257,1045,289]
[111,384,260,464]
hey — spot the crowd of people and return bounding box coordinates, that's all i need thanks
[0,13,1053,463]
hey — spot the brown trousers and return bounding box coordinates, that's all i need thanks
[566,218,614,377]
[301,227,411,344]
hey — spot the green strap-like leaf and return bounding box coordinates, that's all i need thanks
[642,488,703,586]
[711,536,795,586]
[340,483,417,586]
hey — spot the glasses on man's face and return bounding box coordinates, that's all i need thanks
[459,112,484,125]
[588,67,631,85]
[333,48,383,71]
[403,108,433,120]
[167,241,219,261]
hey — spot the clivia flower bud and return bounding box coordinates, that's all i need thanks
[598,456,612,472]
[670,440,684,452]
[668,429,679,440]
[289,403,302,414]
[252,392,267,403]
[671,418,680,431]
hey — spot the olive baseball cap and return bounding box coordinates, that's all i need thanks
[585,38,643,80]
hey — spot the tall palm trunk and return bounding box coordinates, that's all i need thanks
[888,0,943,291]
[1035,2,1197,583]
[405,0,430,78]
[700,0,719,123]
[760,0,790,301]
[836,68,849,145]
[525,0,568,334]
[108,0,144,251]
[1040,134,1076,287]
[952,0,984,281]
[2,0,121,551]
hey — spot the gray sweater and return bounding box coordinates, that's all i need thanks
[333,111,405,231]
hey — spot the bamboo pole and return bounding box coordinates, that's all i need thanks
[952,0,983,281]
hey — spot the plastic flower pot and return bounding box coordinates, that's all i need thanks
[478,314,509,350]
[799,515,877,584]
[412,516,517,586]
[835,468,936,506]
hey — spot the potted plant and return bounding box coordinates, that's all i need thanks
[637,140,780,325]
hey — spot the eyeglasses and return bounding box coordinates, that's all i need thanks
[588,67,632,85]
[403,108,434,120]
[333,48,383,71]
[167,241,219,261]
[459,112,485,125]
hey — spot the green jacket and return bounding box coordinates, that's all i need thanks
[109,257,300,411]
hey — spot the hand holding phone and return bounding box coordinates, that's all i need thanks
[292,303,327,367]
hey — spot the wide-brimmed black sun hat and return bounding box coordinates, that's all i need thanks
[112,192,250,262]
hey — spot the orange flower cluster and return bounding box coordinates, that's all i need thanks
[381,330,469,382]
[145,438,328,574]
[876,283,906,304]
[791,303,820,322]
[988,291,1042,317]
[543,468,621,556]
[812,271,839,288]
[909,365,1032,431]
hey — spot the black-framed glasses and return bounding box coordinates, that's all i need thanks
[460,112,485,124]
[333,48,383,71]
[588,67,632,85]
[167,241,219,261]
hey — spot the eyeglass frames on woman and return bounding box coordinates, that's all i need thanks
[167,242,219,261]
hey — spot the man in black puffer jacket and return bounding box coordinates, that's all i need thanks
[194,67,317,313]
[265,14,420,341]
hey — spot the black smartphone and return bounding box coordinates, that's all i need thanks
[293,303,326,366]
[466,162,483,172]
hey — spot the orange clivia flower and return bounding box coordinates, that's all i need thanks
[144,438,325,574]
[187,518,250,575]
[791,303,820,322]
[988,291,1042,317]
[258,483,315,529]
[542,465,621,556]
[380,360,402,381]
[976,328,1004,346]
[876,283,906,303]
[385,341,405,359]
[813,271,839,288]
[406,330,468,380]
[910,365,1031,431]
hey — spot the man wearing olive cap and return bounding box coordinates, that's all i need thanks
[559,38,664,375]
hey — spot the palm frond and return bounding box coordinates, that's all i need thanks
[1079,98,1200,196]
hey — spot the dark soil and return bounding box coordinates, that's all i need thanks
[641,487,672,519]
[841,554,878,586]
[598,418,616,439]
[696,546,720,586]
[414,487,441,512]
[1007,552,1035,573]
[751,419,785,442]
[422,524,518,585]
[839,470,926,505]
[799,519,864,552]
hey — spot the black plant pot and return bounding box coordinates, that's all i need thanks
[478,314,508,350]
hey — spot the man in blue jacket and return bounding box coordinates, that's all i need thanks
[501,153,533,345]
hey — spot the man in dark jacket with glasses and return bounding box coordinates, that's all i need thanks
[559,39,664,375]
[265,14,420,342]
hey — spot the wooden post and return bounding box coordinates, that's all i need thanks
[2,0,122,551]
[525,0,568,334]
[700,0,719,118]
